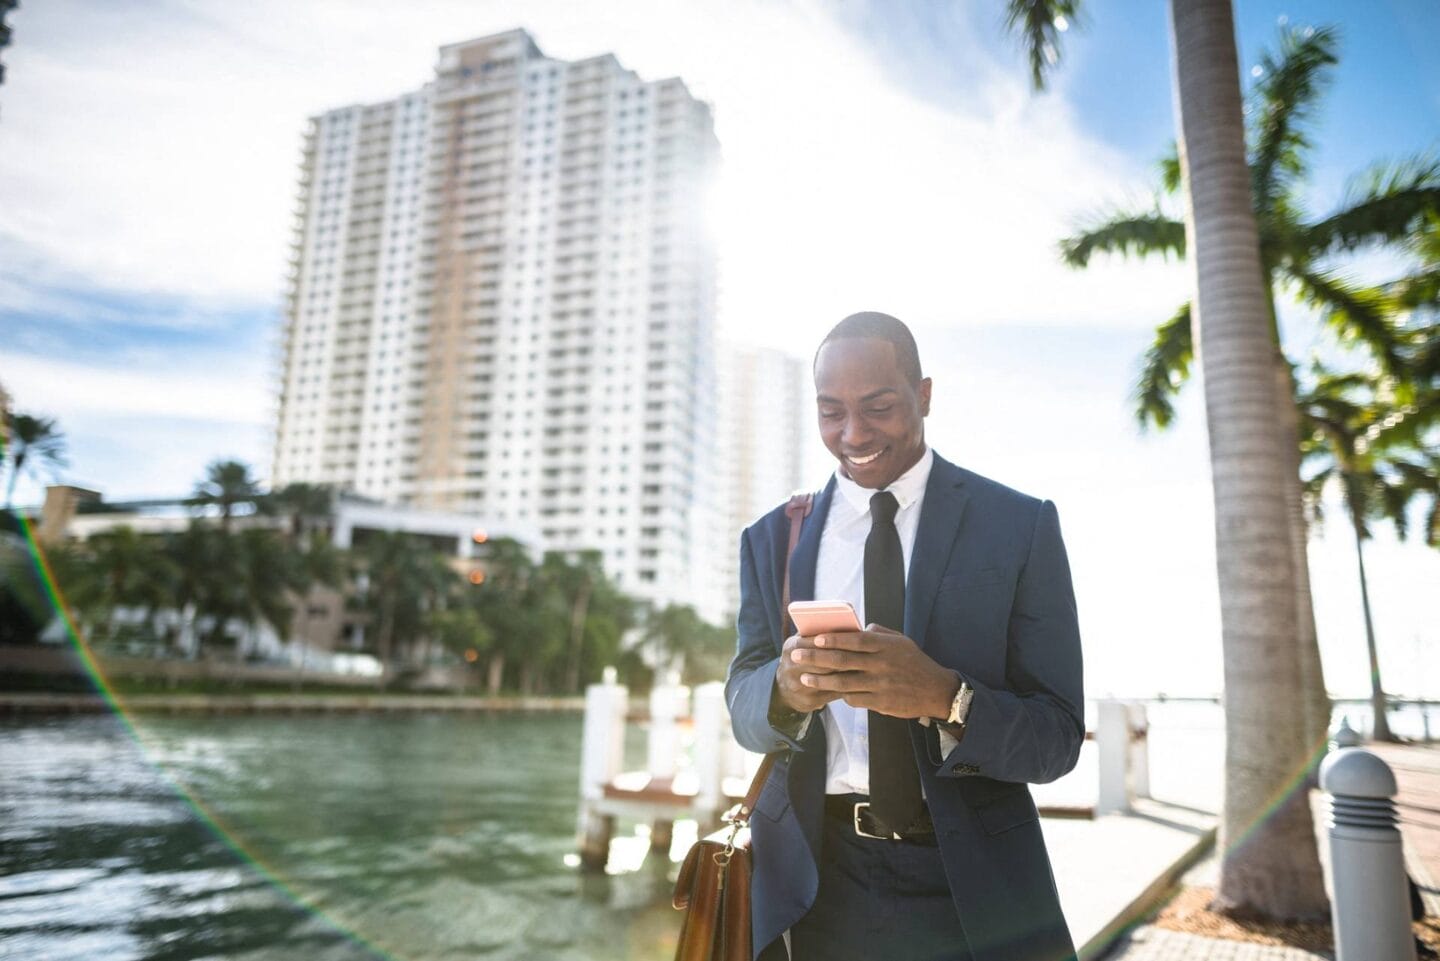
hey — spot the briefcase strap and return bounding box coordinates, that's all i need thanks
[730,491,814,830]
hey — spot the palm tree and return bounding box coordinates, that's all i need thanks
[350,530,457,682]
[641,603,734,686]
[1299,368,1440,740]
[74,527,177,646]
[262,482,335,539]
[3,413,68,509]
[1005,0,1330,919]
[1060,26,1440,755]
[188,459,264,531]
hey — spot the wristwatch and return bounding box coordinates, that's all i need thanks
[944,671,974,733]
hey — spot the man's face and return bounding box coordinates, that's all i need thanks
[814,337,932,490]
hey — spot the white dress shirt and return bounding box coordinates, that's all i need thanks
[812,446,934,795]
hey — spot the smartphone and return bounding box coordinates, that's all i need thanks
[788,600,862,636]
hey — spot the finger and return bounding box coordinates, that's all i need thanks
[800,671,869,693]
[791,648,865,672]
[813,630,879,653]
[866,623,903,637]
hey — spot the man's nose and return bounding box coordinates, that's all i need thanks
[841,416,871,447]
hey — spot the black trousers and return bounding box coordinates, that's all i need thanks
[787,805,972,961]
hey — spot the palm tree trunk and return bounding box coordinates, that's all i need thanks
[1273,355,1332,758]
[487,652,505,695]
[565,577,593,694]
[1170,0,1328,920]
[3,458,21,510]
[1350,512,1394,741]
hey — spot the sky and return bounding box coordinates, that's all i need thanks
[1,0,1437,698]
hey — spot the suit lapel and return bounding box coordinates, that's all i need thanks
[786,476,835,609]
[905,455,969,650]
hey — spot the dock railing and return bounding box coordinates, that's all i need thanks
[575,678,1155,869]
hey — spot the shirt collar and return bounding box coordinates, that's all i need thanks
[833,445,934,515]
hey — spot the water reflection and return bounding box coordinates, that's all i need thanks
[1,713,681,961]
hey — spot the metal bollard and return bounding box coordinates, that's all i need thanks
[1319,747,1417,961]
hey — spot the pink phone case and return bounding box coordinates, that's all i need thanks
[788,600,862,636]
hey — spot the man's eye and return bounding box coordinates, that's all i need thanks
[819,410,842,420]
[866,407,893,416]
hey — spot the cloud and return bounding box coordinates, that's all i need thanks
[0,351,271,426]
[0,0,1189,342]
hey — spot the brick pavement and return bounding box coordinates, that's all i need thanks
[1372,743,1440,917]
[1100,742,1439,961]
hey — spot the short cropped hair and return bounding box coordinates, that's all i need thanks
[815,311,924,384]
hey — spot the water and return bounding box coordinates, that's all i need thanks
[0,713,680,961]
[3,701,1434,960]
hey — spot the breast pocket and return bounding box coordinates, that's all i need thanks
[933,568,1011,642]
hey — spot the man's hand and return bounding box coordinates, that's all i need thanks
[789,624,959,719]
[773,632,849,714]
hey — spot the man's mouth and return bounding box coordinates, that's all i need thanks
[846,448,886,467]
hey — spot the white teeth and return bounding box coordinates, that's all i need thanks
[848,449,883,465]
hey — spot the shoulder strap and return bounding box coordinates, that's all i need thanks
[780,491,815,636]
[732,490,815,824]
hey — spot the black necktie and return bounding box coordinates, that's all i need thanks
[865,490,923,834]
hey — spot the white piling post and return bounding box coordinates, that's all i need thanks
[1096,699,1130,815]
[647,680,685,780]
[1126,702,1150,800]
[1320,748,1417,961]
[692,682,727,820]
[577,667,627,869]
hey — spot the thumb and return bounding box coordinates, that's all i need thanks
[866,623,904,636]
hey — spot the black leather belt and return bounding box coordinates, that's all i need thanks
[824,793,937,844]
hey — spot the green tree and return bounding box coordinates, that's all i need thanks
[641,603,734,686]
[261,482,335,539]
[188,459,264,531]
[349,530,457,682]
[163,522,302,660]
[66,527,177,647]
[467,537,539,694]
[1299,367,1440,740]
[3,413,67,509]
[1006,0,1334,919]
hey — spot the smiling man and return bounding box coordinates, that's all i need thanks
[726,312,1084,961]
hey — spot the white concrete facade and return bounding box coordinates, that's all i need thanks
[273,29,719,614]
[716,344,808,620]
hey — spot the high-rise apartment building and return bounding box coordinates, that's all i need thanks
[715,344,808,619]
[273,29,719,609]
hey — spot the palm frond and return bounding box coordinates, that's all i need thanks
[1132,302,1193,431]
[1301,466,1333,525]
[1059,211,1185,268]
[1003,0,1079,92]
[1248,25,1339,215]
[1287,267,1406,375]
[1158,142,1182,195]
[1296,155,1440,259]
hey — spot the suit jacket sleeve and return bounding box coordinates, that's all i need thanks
[725,525,813,755]
[936,499,1085,784]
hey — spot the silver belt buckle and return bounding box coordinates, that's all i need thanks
[852,801,901,840]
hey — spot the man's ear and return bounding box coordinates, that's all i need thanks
[917,377,933,417]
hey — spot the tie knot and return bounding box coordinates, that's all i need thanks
[870,490,899,524]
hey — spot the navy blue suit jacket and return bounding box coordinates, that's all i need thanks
[725,453,1084,961]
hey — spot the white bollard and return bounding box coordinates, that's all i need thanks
[1126,702,1150,800]
[1320,747,1417,961]
[692,682,727,816]
[576,669,628,869]
[1096,699,1130,815]
[647,682,686,780]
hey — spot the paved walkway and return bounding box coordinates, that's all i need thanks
[1100,742,1440,961]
